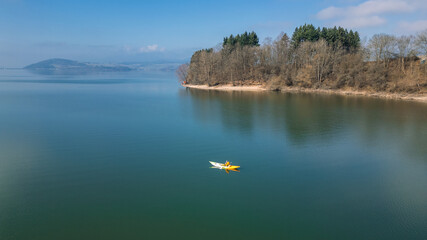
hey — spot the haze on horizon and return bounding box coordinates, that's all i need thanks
[1,0,426,68]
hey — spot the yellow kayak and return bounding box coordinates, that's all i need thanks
[209,161,240,170]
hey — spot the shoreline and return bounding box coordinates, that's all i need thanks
[182,84,427,103]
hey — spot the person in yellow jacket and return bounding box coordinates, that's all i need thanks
[224,161,230,167]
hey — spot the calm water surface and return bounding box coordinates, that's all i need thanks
[0,70,426,239]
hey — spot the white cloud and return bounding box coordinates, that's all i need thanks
[336,16,386,28]
[139,44,165,53]
[317,7,341,20]
[316,0,417,28]
[337,16,386,28]
[317,0,413,20]
[121,44,166,54]
[397,20,427,33]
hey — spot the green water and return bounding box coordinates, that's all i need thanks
[0,70,426,239]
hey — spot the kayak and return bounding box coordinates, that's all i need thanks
[209,161,240,170]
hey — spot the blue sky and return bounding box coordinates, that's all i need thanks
[1,0,426,67]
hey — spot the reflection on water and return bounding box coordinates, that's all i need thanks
[179,89,427,240]
[180,88,427,162]
[210,167,240,174]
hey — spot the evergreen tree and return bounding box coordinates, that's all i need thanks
[291,24,360,50]
[223,31,259,48]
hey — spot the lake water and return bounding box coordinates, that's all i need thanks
[0,70,426,239]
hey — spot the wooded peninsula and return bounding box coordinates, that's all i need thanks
[177,24,427,101]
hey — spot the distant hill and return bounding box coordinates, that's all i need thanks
[24,58,184,75]
[25,58,132,74]
[25,58,87,69]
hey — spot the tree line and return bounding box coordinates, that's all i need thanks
[291,24,360,51]
[177,24,427,93]
[223,31,260,47]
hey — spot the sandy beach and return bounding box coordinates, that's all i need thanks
[183,84,427,103]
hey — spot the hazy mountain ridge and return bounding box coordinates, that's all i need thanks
[25,58,132,74]
[24,58,183,74]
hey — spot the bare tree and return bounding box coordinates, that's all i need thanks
[176,64,189,83]
[396,35,415,72]
[415,30,427,56]
[368,34,397,67]
[272,33,290,73]
[312,39,333,84]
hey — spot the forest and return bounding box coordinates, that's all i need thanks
[177,24,427,93]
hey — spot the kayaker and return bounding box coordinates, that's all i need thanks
[225,161,230,166]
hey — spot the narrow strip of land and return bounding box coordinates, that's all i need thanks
[183,84,427,103]
[183,84,267,91]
